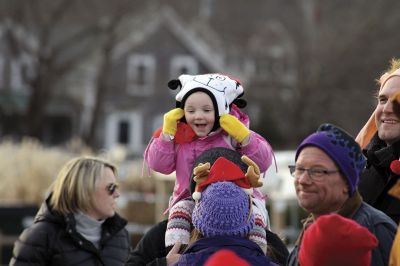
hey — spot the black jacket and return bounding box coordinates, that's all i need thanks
[127,220,169,266]
[10,197,131,266]
[127,219,289,266]
[358,134,400,224]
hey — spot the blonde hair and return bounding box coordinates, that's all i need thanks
[49,156,117,215]
[357,58,400,148]
[376,58,400,89]
[385,58,400,75]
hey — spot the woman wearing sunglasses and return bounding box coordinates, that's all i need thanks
[10,156,130,266]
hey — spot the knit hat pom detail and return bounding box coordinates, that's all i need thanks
[192,191,202,201]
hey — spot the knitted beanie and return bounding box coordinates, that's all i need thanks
[295,123,366,196]
[205,249,250,266]
[299,214,378,266]
[192,182,254,237]
[168,73,247,116]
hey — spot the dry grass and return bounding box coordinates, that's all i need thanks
[0,138,160,204]
[0,137,166,228]
[0,138,88,205]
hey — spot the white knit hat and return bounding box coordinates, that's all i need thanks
[168,73,246,116]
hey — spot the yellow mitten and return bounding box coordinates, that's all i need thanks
[220,114,250,143]
[162,108,184,136]
[241,155,263,188]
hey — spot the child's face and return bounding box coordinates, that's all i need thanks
[184,91,215,137]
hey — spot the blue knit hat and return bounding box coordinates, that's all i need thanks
[192,182,254,237]
[295,123,366,196]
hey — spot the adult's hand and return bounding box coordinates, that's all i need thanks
[166,242,182,265]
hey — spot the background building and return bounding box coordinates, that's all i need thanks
[1,0,400,263]
[2,0,398,154]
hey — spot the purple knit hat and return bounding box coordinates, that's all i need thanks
[295,124,366,196]
[192,182,254,237]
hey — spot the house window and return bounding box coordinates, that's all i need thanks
[118,120,130,144]
[105,111,143,155]
[170,55,198,78]
[11,60,23,91]
[127,54,155,96]
[1,54,34,93]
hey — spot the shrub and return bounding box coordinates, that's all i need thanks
[0,138,82,204]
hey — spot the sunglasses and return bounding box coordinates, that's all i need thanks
[106,183,119,195]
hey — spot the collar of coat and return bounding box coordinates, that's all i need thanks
[295,191,363,246]
[364,133,400,169]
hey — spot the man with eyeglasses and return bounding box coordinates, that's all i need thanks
[287,124,396,266]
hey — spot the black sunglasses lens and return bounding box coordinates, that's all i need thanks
[107,183,118,195]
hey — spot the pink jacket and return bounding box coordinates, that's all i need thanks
[144,107,274,208]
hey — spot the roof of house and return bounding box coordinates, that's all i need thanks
[113,6,226,73]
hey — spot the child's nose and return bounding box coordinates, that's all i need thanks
[194,112,203,119]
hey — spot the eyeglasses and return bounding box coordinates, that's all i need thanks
[288,165,340,181]
[106,183,119,195]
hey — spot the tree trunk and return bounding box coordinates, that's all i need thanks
[24,67,53,139]
[85,42,113,149]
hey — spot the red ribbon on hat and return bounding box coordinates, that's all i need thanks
[390,159,400,175]
[193,157,252,200]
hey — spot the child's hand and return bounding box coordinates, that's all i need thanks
[163,108,185,136]
[241,155,263,188]
[219,114,250,143]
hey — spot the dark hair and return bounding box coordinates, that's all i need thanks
[189,147,247,195]
[177,88,220,132]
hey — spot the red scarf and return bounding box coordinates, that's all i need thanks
[153,122,197,144]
